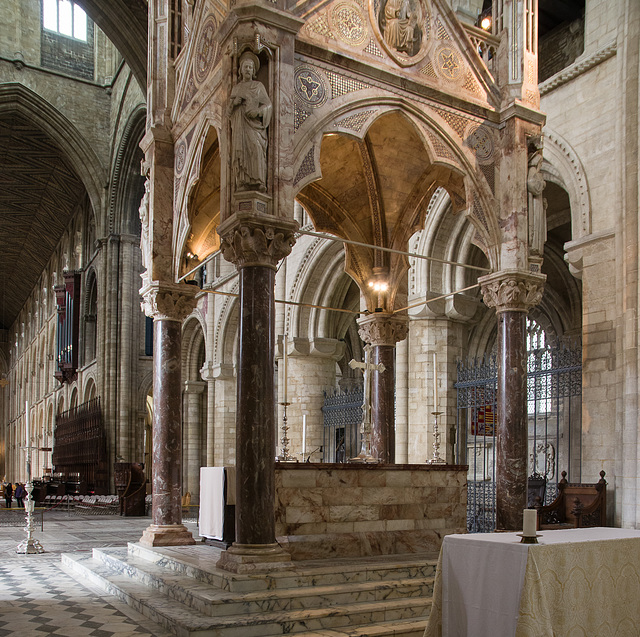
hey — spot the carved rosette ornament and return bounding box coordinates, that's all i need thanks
[140,283,198,321]
[218,216,299,270]
[357,313,409,346]
[478,270,546,314]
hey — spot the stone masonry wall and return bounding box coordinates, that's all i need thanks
[275,464,467,559]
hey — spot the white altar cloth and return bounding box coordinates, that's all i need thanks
[199,467,234,540]
[425,527,640,637]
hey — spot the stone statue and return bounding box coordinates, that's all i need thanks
[227,51,272,193]
[382,0,416,55]
[527,141,547,257]
[139,178,150,272]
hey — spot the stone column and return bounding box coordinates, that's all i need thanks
[139,283,197,547]
[216,215,297,572]
[357,314,409,464]
[479,270,545,530]
[183,380,205,503]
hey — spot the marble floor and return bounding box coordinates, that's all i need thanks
[0,514,199,636]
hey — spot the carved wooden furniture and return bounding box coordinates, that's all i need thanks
[52,398,108,494]
[535,470,607,529]
[526,473,546,508]
[114,462,146,516]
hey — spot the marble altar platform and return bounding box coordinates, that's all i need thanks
[275,464,467,560]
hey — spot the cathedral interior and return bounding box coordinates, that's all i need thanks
[0,0,639,634]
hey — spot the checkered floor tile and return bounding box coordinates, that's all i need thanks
[0,557,172,636]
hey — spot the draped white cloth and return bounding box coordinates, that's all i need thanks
[425,527,640,637]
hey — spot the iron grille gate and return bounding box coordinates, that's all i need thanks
[322,388,363,462]
[455,342,582,533]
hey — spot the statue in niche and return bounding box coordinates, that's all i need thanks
[527,138,547,257]
[138,178,150,272]
[227,51,272,193]
[379,0,421,57]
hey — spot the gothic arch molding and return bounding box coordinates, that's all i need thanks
[542,127,592,240]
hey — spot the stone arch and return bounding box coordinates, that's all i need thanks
[214,283,240,367]
[83,377,97,403]
[109,104,146,236]
[0,84,106,233]
[175,122,221,281]
[182,314,207,380]
[542,127,592,240]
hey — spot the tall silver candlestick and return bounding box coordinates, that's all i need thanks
[276,402,296,462]
[17,406,44,554]
[427,411,446,464]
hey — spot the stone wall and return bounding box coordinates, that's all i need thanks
[275,464,467,560]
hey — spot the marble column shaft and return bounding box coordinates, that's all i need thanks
[152,317,184,527]
[371,345,395,463]
[496,311,528,530]
[358,314,408,464]
[479,270,545,531]
[236,264,277,546]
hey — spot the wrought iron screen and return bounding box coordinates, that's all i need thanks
[322,388,363,462]
[455,334,582,533]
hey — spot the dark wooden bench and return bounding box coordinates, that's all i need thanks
[534,470,607,530]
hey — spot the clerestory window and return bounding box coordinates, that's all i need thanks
[42,0,88,42]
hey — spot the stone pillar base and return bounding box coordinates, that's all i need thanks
[216,543,293,573]
[139,524,196,547]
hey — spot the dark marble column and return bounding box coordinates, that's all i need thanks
[216,214,298,572]
[139,283,198,547]
[371,345,396,463]
[358,314,409,464]
[235,264,277,545]
[496,310,528,530]
[479,270,545,531]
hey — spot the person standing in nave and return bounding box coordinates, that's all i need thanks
[4,482,12,508]
[15,483,25,508]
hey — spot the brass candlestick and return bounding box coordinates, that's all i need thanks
[427,411,446,464]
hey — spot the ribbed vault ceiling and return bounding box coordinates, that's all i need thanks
[0,114,84,329]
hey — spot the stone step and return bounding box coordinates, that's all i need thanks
[88,547,434,617]
[129,542,438,593]
[293,620,428,637]
[62,552,432,637]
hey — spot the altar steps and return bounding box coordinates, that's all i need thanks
[61,544,436,637]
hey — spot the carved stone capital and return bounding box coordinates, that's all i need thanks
[478,270,546,313]
[218,212,299,270]
[357,314,409,347]
[140,281,198,321]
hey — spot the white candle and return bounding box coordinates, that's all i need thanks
[302,414,306,456]
[433,353,438,410]
[283,334,288,404]
[25,401,29,447]
[523,509,537,537]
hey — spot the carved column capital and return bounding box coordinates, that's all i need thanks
[478,269,546,313]
[218,212,299,270]
[140,281,198,321]
[357,314,409,347]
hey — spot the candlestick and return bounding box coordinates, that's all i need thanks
[302,414,306,456]
[282,333,288,405]
[433,353,438,410]
[25,401,29,448]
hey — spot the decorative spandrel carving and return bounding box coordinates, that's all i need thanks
[527,137,547,257]
[479,270,546,314]
[357,314,409,347]
[220,223,297,269]
[228,52,272,193]
[141,284,198,322]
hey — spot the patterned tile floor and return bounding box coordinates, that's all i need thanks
[0,514,200,636]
